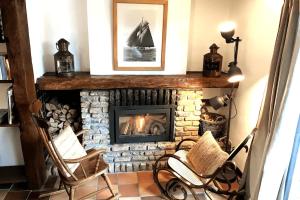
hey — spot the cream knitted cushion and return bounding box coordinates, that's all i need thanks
[187,131,229,175]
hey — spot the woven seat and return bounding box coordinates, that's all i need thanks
[30,99,119,200]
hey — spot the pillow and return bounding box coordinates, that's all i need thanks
[52,126,87,177]
[186,131,229,175]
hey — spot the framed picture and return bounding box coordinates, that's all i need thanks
[113,0,168,71]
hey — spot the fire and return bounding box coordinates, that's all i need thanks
[137,116,145,133]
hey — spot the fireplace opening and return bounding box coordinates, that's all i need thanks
[110,105,175,144]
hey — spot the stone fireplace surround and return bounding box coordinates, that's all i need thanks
[80,89,203,173]
[37,72,236,173]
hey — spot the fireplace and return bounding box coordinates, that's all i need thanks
[110,105,175,144]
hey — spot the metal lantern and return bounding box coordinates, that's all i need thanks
[203,43,223,77]
[54,38,74,77]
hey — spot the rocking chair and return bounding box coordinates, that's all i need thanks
[153,129,256,200]
[30,99,119,200]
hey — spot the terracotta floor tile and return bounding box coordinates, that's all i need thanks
[4,191,30,200]
[156,171,174,183]
[117,172,138,185]
[139,181,160,197]
[137,171,155,183]
[75,186,97,199]
[0,190,8,200]
[119,197,141,200]
[49,191,68,200]
[96,185,118,200]
[141,196,166,200]
[80,177,98,188]
[107,174,118,185]
[118,184,139,197]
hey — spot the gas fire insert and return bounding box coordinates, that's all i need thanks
[110,105,175,144]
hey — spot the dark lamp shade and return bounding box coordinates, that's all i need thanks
[221,29,235,42]
[208,94,230,110]
[228,65,245,83]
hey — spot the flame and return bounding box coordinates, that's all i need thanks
[137,116,145,132]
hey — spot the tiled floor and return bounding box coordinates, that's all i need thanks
[0,171,224,200]
[0,171,165,200]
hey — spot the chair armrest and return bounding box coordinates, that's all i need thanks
[75,130,88,137]
[64,149,106,163]
[176,138,198,151]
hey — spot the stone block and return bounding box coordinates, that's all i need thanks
[126,163,133,172]
[158,142,175,150]
[102,107,109,113]
[133,162,140,171]
[81,113,90,119]
[175,127,184,132]
[91,102,102,108]
[177,95,188,101]
[148,156,155,161]
[192,121,200,126]
[175,111,190,117]
[132,155,148,161]
[195,105,202,111]
[144,151,154,156]
[184,105,195,112]
[81,102,90,108]
[194,111,201,116]
[176,106,184,111]
[80,91,89,96]
[100,96,109,102]
[108,163,114,173]
[147,144,158,150]
[111,144,129,151]
[114,157,131,162]
[177,91,192,95]
[130,145,147,151]
[185,116,201,121]
[194,100,203,107]
[184,126,199,131]
[153,150,165,156]
[140,162,147,170]
[175,121,192,127]
[177,100,194,106]
[121,164,127,172]
[114,163,121,172]
[89,108,102,114]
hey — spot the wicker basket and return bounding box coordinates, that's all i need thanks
[199,107,226,138]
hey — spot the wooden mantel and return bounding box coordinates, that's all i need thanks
[37,72,238,90]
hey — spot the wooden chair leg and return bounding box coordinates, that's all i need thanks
[102,173,116,197]
[69,186,75,200]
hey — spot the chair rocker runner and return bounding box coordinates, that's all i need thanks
[153,129,256,200]
[30,99,119,200]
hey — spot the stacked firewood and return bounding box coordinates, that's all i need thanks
[45,99,80,135]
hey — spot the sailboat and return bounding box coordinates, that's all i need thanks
[124,18,156,61]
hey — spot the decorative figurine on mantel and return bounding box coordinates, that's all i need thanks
[54,38,74,77]
[203,43,223,77]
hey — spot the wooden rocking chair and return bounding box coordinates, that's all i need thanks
[153,129,256,200]
[30,99,119,200]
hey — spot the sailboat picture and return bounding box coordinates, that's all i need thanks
[124,18,156,62]
[113,0,168,71]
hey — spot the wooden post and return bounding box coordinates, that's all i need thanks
[1,0,46,189]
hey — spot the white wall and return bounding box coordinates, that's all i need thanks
[26,0,90,80]
[88,0,191,75]
[187,0,233,72]
[229,0,283,168]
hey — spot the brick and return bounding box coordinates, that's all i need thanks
[148,156,155,161]
[194,100,203,107]
[177,91,192,95]
[147,144,158,150]
[111,144,130,151]
[195,105,202,111]
[140,162,147,170]
[108,163,114,173]
[194,111,201,116]
[114,163,121,172]
[144,151,154,156]
[130,145,147,151]
[176,106,184,111]
[158,142,175,150]
[175,127,184,132]
[184,105,195,112]
[175,121,192,127]
[80,91,89,96]
[185,116,201,121]
[132,155,148,161]
[175,137,182,141]
[175,111,191,117]
[183,136,199,140]
[114,157,131,162]
[177,100,194,106]
[184,126,199,131]
[166,150,176,154]
[100,96,109,102]
[120,164,127,172]
[175,131,191,136]
[102,107,109,113]
[121,152,131,157]
[192,121,200,126]
[126,163,133,172]
[89,108,102,113]
[154,150,165,156]
[133,162,140,171]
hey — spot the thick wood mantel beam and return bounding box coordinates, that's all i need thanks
[2,0,46,189]
[37,72,238,90]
